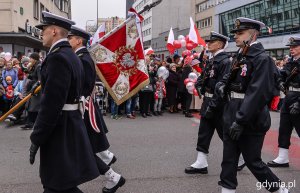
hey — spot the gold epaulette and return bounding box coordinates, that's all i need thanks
[51,47,60,54]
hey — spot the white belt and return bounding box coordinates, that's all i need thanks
[230,92,245,99]
[62,104,79,111]
[205,93,213,98]
[289,86,300,92]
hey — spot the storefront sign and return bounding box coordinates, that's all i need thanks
[25,21,41,39]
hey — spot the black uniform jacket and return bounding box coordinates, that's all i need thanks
[198,52,231,116]
[279,58,300,113]
[220,43,275,135]
[30,41,99,190]
[77,47,109,153]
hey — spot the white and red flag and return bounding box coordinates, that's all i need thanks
[166,27,175,54]
[89,8,149,105]
[91,23,106,46]
[144,47,154,55]
[189,17,206,47]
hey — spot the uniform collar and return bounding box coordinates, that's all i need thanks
[75,46,86,54]
[49,38,68,54]
[213,49,224,57]
[245,42,265,57]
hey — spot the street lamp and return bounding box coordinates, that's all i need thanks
[86,20,95,32]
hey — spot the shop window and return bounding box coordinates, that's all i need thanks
[40,3,45,21]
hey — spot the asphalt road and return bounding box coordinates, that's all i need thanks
[0,111,299,193]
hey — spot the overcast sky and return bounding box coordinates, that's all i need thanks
[71,0,126,29]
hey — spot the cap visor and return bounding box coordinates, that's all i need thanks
[35,23,48,30]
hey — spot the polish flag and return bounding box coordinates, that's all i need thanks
[144,47,154,55]
[166,27,175,54]
[188,17,206,47]
[91,24,106,46]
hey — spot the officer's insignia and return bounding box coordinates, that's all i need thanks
[51,47,60,53]
[289,37,295,44]
[240,64,247,77]
[114,46,138,76]
[77,53,84,57]
[235,19,241,29]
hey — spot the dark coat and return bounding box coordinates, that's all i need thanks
[199,52,231,116]
[279,58,300,113]
[30,41,99,191]
[221,43,275,135]
[26,62,42,112]
[178,65,193,93]
[166,70,180,106]
[76,47,109,153]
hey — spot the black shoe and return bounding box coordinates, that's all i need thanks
[237,163,246,171]
[21,124,33,130]
[108,156,117,166]
[157,111,162,116]
[146,112,152,117]
[185,113,193,118]
[102,176,126,193]
[142,113,147,118]
[185,166,208,174]
[153,111,158,116]
[267,161,289,168]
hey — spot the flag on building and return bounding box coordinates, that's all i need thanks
[166,27,175,54]
[89,8,149,105]
[189,17,206,47]
[91,23,106,46]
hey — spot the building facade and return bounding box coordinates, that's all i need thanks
[126,0,134,18]
[133,0,153,48]
[87,17,125,35]
[215,0,300,59]
[0,0,71,59]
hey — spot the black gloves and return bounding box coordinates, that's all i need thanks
[204,106,214,119]
[229,122,244,140]
[29,81,40,95]
[29,143,39,165]
[289,102,300,115]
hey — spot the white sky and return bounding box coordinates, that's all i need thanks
[71,0,126,29]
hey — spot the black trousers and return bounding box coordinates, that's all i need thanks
[139,91,153,114]
[219,133,280,192]
[182,92,192,112]
[12,97,25,119]
[196,115,223,154]
[43,187,83,193]
[95,155,110,175]
[278,113,300,149]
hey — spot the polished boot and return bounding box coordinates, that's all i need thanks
[102,168,126,193]
[185,152,208,174]
[267,148,289,167]
[99,150,117,166]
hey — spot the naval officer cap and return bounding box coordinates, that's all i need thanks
[205,31,230,43]
[68,26,92,40]
[286,36,300,46]
[230,17,265,33]
[36,11,75,31]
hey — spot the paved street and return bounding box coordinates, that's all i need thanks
[0,112,299,193]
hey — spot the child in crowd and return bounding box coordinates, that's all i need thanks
[3,76,14,113]
[153,75,166,116]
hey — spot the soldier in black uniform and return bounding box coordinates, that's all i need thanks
[268,36,300,168]
[29,12,99,193]
[68,26,125,193]
[185,32,232,174]
[216,17,290,193]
